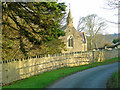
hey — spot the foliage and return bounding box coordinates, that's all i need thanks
[112,38,120,44]
[107,67,120,88]
[77,14,107,50]
[38,39,66,55]
[2,2,66,60]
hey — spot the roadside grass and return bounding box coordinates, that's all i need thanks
[3,57,120,89]
[107,67,120,89]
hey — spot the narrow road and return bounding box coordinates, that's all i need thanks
[47,63,119,88]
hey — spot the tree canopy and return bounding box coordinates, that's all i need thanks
[2,2,66,60]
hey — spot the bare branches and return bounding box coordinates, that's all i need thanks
[107,0,120,9]
[77,14,107,50]
[77,14,106,35]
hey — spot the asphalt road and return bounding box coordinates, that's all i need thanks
[47,63,119,88]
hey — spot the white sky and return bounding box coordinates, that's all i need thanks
[58,0,118,35]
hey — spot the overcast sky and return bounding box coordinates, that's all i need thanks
[58,0,118,35]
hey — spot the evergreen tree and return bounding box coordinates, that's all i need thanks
[2,2,66,60]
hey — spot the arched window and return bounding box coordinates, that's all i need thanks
[68,36,73,47]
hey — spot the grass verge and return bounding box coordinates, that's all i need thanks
[107,67,120,89]
[3,57,120,89]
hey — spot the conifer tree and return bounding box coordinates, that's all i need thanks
[2,2,66,60]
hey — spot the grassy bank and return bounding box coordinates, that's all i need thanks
[107,67,120,88]
[3,57,120,88]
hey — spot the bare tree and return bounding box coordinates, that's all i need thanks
[105,0,120,24]
[77,14,107,50]
[106,0,120,9]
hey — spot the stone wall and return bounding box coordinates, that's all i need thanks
[2,49,119,85]
[102,49,119,60]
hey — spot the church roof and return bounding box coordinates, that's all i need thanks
[61,7,87,44]
[61,25,67,31]
[61,8,74,31]
[79,32,87,43]
[67,8,73,27]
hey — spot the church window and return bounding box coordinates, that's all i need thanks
[68,36,73,47]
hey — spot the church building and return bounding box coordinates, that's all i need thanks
[59,8,87,53]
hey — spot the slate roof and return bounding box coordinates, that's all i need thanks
[79,32,86,44]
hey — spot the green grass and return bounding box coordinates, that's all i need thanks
[3,57,120,89]
[107,67,120,89]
